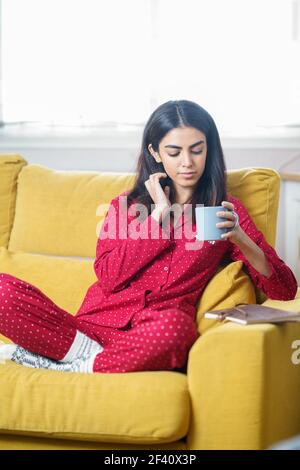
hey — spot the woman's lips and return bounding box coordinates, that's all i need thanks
[179,172,196,178]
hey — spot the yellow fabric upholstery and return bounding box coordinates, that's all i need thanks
[226,167,280,247]
[8,164,137,257]
[227,167,281,304]
[0,155,27,248]
[1,155,300,450]
[0,363,189,445]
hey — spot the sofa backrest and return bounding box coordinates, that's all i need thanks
[1,158,280,258]
[0,155,27,248]
[7,164,137,258]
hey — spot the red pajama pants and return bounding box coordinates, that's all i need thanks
[0,273,199,373]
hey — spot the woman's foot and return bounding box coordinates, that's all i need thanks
[10,344,99,373]
[0,341,17,364]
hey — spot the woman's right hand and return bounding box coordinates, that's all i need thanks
[144,173,171,222]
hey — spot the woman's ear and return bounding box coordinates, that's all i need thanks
[148,144,161,163]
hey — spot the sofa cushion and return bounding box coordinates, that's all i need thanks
[196,260,256,334]
[0,155,27,248]
[0,362,189,445]
[8,164,136,257]
[226,167,280,247]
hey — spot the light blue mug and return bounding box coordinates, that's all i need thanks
[195,206,232,241]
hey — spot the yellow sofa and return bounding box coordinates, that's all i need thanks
[0,154,300,450]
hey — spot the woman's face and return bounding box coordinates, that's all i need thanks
[148,126,207,194]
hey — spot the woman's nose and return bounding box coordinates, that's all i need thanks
[181,153,193,166]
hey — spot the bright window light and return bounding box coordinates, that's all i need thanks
[1,0,300,133]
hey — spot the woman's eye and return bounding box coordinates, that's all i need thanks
[168,150,203,157]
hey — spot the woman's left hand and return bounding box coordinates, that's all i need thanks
[216,201,244,245]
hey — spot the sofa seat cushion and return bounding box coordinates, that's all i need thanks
[0,362,189,444]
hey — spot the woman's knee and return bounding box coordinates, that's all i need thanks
[155,309,198,346]
[0,273,24,311]
[0,275,15,314]
[0,273,15,282]
[0,273,36,294]
[156,312,198,369]
[0,273,25,289]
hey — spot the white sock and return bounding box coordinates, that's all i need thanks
[10,345,99,374]
[60,330,103,362]
[0,331,104,373]
[0,342,17,364]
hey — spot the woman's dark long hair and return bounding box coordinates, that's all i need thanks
[126,99,228,225]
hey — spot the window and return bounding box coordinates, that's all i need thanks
[1,0,152,126]
[1,0,300,134]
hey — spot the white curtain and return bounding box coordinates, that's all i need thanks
[1,0,300,133]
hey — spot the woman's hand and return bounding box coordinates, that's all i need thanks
[216,200,244,245]
[145,172,171,207]
[144,173,171,223]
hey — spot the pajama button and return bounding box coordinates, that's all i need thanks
[164,266,169,271]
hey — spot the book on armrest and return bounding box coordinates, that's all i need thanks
[204,304,300,325]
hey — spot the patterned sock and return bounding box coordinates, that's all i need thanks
[60,330,104,362]
[10,345,100,373]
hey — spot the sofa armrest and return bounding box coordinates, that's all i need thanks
[186,293,300,450]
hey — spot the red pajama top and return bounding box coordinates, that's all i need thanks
[75,191,298,328]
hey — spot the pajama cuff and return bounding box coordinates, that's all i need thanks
[253,259,278,285]
[242,251,280,291]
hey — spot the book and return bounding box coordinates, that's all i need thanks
[204,304,300,325]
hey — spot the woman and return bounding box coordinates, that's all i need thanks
[0,100,298,373]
